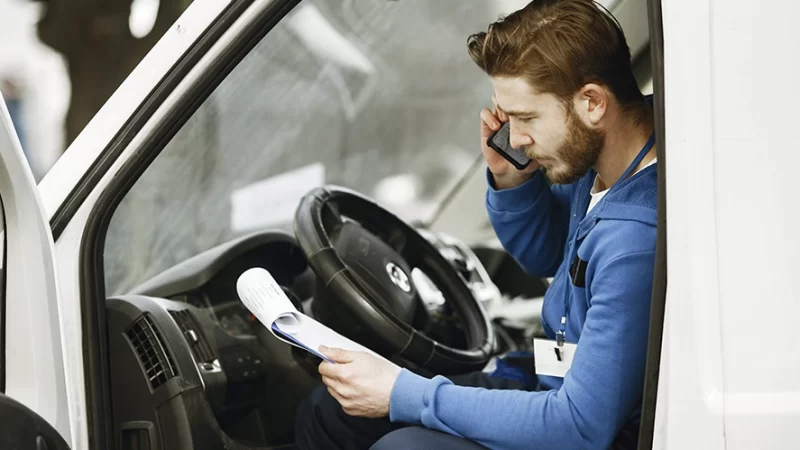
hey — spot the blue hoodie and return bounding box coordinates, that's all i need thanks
[389,149,657,449]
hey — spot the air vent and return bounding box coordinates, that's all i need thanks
[169,309,216,363]
[126,315,177,390]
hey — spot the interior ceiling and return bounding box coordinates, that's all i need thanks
[492,0,649,60]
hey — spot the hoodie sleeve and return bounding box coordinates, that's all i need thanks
[486,169,573,277]
[389,248,656,450]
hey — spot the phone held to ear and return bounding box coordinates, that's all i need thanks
[487,121,532,170]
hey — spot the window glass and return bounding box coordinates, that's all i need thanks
[104,0,524,294]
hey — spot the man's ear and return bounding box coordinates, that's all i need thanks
[576,83,608,125]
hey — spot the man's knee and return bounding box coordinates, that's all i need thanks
[370,428,487,450]
[296,384,401,450]
[295,385,339,447]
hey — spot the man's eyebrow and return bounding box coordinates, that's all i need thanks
[499,108,538,117]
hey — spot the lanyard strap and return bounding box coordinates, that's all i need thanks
[617,133,656,185]
[556,133,656,346]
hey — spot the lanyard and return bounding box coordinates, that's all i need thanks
[556,133,656,348]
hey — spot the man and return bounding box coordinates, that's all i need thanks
[296,0,657,448]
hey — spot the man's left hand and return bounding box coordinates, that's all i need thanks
[318,346,402,418]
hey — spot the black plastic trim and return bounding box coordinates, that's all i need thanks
[129,230,302,299]
[0,197,6,393]
[638,0,666,447]
[77,1,303,449]
[0,393,72,450]
[125,314,179,389]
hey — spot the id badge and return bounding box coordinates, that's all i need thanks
[533,338,577,378]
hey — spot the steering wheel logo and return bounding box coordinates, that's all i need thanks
[385,262,411,293]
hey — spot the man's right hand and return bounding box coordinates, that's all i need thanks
[480,103,539,190]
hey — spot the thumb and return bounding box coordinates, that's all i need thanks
[319,346,356,363]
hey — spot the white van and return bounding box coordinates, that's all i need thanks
[0,0,796,448]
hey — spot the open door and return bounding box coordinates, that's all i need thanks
[0,96,72,449]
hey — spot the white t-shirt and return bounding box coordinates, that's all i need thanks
[586,158,657,214]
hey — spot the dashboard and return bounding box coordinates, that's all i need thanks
[130,231,312,337]
[106,229,546,448]
[214,300,257,338]
[129,228,510,343]
[195,284,306,339]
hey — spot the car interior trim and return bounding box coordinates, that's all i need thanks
[0,198,6,393]
[638,0,666,447]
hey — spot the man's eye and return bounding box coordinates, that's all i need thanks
[519,117,534,123]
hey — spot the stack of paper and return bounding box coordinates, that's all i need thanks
[236,267,386,363]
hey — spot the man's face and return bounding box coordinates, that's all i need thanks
[492,77,605,184]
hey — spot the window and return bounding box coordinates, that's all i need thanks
[104,0,507,295]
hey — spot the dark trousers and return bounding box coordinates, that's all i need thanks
[294,371,532,450]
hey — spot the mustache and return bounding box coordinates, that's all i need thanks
[523,147,548,161]
[520,146,538,159]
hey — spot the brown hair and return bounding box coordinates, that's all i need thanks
[468,0,647,120]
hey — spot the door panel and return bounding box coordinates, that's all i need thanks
[0,98,70,443]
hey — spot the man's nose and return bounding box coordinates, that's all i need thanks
[509,125,532,149]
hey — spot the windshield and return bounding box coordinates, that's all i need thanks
[105,0,516,295]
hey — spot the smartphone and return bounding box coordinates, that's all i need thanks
[487,121,532,170]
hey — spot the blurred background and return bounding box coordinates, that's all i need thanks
[0,0,192,180]
[0,0,642,182]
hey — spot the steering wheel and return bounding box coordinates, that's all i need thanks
[294,186,494,375]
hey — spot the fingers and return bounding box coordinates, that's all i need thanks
[492,96,509,122]
[318,357,353,382]
[321,375,341,392]
[321,373,346,400]
[319,346,356,363]
[497,108,509,122]
[325,382,347,405]
[480,108,501,137]
[322,375,353,410]
[318,360,338,378]
[327,386,359,416]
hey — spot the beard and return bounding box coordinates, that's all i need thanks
[535,105,605,185]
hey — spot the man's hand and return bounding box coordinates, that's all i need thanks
[480,98,539,190]
[318,346,402,418]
